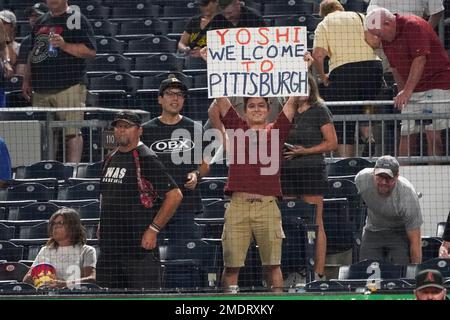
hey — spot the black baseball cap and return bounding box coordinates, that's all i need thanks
[415,269,445,291]
[24,2,49,17]
[111,111,142,127]
[158,74,188,97]
[195,0,213,5]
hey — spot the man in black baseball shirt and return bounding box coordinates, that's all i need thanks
[143,75,210,240]
[97,111,183,289]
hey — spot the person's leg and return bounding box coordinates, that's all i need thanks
[125,251,161,289]
[263,265,284,293]
[252,199,284,291]
[399,134,419,157]
[359,229,385,261]
[221,199,252,290]
[96,253,125,289]
[385,231,410,265]
[66,134,83,163]
[302,195,326,276]
[425,130,443,157]
[221,267,241,289]
[55,84,86,163]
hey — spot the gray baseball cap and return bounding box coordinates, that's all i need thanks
[0,10,16,25]
[374,155,399,178]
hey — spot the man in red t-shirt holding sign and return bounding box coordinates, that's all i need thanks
[204,50,314,292]
[365,8,450,159]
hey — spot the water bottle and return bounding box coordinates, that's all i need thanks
[48,27,58,57]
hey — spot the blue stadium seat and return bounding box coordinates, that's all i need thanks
[415,258,450,278]
[0,223,15,241]
[91,20,119,37]
[422,236,443,262]
[49,199,99,209]
[127,36,177,54]
[323,198,353,254]
[118,19,169,37]
[0,240,24,261]
[95,37,126,55]
[110,3,159,20]
[8,178,59,200]
[273,15,307,27]
[58,182,100,201]
[342,259,405,280]
[170,19,189,35]
[192,73,207,88]
[162,5,198,18]
[78,202,100,219]
[263,1,314,16]
[327,157,374,177]
[198,178,226,200]
[87,54,132,74]
[89,72,141,108]
[14,160,74,181]
[79,3,110,20]
[76,162,103,179]
[0,262,29,282]
[6,183,55,202]
[195,199,229,239]
[159,239,220,288]
[133,54,184,74]
[324,178,366,260]
[279,199,317,281]
[15,202,60,221]
[0,282,36,293]
[19,222,48,239]
[184,57,206,71]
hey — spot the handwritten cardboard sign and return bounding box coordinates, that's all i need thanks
[207,26,308,98]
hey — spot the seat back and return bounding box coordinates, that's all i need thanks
[416,258,450,278]
[59,182,100,201]
[327,157,374,177]
[198,178,226,200]
[16,202,60,221]
[15,160,73,181]
[0,241,24,261]
[346,259,404,280]
[19,222,49,239]
[6,183,55,202]
[422,237,443,262]
[0,262,30,281]
[0,223,15,241]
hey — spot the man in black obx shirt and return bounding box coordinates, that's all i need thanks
[22,0,96,163]
[142,75,210,240]
[97,111,183,289]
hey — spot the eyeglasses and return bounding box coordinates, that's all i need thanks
[164,91,186,99]
[50,220,65,227]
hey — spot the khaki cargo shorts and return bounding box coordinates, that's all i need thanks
[222,195,285,268]
[33,84,86,136]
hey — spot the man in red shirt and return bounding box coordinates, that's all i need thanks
[208,94,299,292]
[365,8,450,158]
